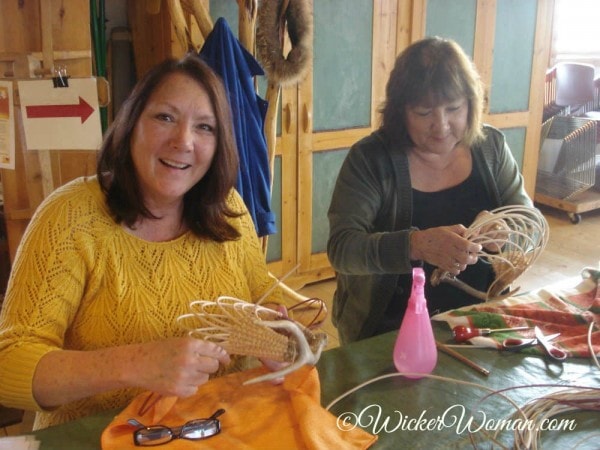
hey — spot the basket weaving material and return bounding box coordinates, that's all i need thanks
[432,205,549,301]
[178,296,327,384]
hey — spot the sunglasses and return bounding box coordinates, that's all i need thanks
[128,408,225,446]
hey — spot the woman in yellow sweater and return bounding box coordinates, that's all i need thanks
[0,55,281,429]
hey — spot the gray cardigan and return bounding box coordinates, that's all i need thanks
[327,125,532,343]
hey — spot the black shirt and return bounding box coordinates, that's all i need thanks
[377,161,495,334]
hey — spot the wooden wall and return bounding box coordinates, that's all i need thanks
[0,1,97,262]
[0,0,555,289]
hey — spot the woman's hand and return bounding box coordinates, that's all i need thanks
[131,337,230,398]
[410,225,482,275]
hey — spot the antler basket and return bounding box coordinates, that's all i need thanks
[431,205,549,301]
[178,296,327,384]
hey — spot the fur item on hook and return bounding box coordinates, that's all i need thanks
[256,0,313,86]
[177,296,328,384]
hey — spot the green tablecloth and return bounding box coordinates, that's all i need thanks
[29,324,599,449]
[317,325,599,449]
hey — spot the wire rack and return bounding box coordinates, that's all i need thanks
[536,116,597,200]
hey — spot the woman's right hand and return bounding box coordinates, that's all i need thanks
[410,225,482,275]
[131,337,230,398]
[32,337,230,409]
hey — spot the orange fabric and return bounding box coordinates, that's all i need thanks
[101,366,377,450]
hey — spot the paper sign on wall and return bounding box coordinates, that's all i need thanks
[0,80,15,169]
[18,78,102,150]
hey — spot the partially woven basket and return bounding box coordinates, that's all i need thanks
[178,296,328,384]
[431,205,549,301]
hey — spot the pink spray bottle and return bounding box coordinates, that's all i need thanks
[393,267,437,378]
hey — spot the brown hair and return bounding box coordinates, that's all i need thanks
[97,54,241,241]
[381,37,485,148]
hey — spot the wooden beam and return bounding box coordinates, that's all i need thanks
[522,0,556,197]
[166,0,191,52]
[312,127,372,152]
[484,111,530,129]
[237,0,257,53]
[39,1,55,72]
[410,0,427,42]
[38,2,56,198]
[396,0,413,51]
[473,0,496,111]
[372,0,399,128]
[279,83,300,276]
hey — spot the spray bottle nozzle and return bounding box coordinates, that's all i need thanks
[413,267,425,284]
[411,267,426,314]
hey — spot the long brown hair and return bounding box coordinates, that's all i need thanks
[381,37,485,148]
[97,54,242,241]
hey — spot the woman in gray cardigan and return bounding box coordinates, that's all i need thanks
[327,37,532,344]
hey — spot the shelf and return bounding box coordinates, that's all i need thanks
[535,188,600,223]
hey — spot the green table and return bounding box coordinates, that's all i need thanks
[29,324,599,449]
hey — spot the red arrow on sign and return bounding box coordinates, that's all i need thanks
[26,96,94,124]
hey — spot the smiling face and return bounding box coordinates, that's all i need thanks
[405,97,469,156]
[130,72,217,212]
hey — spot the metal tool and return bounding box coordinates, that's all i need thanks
[502,328,567,361]
[534,326,568,360]
[452,325,531,343]
[503,332,560,350]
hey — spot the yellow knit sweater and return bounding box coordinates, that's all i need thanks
[0,176,280,429]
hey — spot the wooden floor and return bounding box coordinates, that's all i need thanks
[299,201,600,351]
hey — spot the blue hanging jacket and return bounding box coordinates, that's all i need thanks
[199,17,276,237]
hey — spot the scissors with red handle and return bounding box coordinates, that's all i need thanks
[502,326,567,361]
